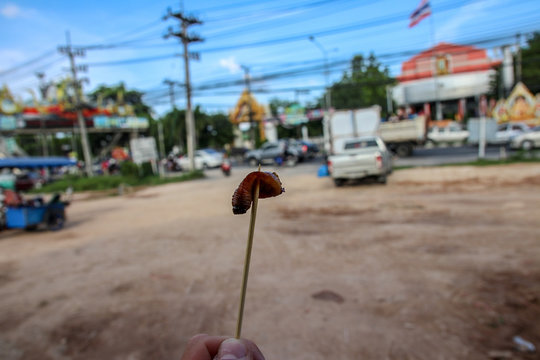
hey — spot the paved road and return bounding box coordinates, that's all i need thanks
[394,144,513,167]
[202,144,516,180]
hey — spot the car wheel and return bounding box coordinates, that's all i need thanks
[522,140,533,151]
[248,158,258,167]
[425,139,436,149]
[377,175,387,184]
[333,178,345,187]
[286,155,298,167]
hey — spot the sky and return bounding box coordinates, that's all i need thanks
[1,0,539,116]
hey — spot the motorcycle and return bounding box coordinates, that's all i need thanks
[221,158,231,176]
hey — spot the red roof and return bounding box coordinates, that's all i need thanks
[397,42,501,82]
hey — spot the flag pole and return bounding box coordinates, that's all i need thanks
[429,3,442,121]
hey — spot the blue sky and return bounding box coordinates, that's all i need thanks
[1,0,539,115]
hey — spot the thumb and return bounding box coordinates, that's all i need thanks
[215,338,250,360]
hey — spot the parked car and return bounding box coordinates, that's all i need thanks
[289,139,319,161]
[15,172,46,191]
[427,122,469,146]
[178,149,224,170]
[327,136,392,186]
[510,126,540,150]
[494,122,530,144]
[245,140,300,167]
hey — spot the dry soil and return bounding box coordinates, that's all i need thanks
[0,164,539,360]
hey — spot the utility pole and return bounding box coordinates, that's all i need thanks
[163,78,181,151]
[36,72,50,156]
[163,79,177,108]
[164,8,203,171]
[309,35,332,154]
[516,33,522,84]
[241,65,256,147]
[59,31,93,176]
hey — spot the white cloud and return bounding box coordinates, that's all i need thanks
[1,4,21,18]
[219,56,241,74]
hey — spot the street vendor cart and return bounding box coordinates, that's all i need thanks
[4,194,67,231]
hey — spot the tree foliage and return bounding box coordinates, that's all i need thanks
[521,32,540,94]
[89,82,152,118]
[325,54,394,116]
[157,106,234,154]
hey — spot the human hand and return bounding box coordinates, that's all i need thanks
[181,334,265,360]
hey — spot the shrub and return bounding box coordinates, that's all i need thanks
[120,161,139,177]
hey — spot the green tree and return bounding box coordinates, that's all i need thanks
[521,32,540,94]
[157,106,234,154]
[326,53,394,116]
[89,82,152,118]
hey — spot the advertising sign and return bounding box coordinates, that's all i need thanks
[94,116,149,129]
[279,104,308,125]
[0,115,18,130]
[130,137,158,164]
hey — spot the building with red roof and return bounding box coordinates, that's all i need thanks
[392,42,501,121]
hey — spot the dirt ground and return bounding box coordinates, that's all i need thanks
[1,163,539,360]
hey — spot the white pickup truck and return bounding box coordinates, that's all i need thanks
[327,136,393,186]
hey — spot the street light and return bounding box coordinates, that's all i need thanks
[309,35,332,153]
[309,36,331,110]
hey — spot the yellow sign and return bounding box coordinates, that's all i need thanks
[493,82,539,125]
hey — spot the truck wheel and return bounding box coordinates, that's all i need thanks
[396,143,412,157]
[333,179,345,187]
[522,140,533,151]
[377,175,387,184]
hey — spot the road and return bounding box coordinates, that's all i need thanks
[216,145,516,179]
[395,144,513,167]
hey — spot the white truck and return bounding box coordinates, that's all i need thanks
[327,136,393,186]
[325,106,426,157]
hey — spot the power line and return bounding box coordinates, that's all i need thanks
[63,0,467,52]
[85,53,180,66]
[141,35,535,104]
[0,49,57,77]
[0,57,66,82]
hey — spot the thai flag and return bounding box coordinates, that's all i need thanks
[409,0,431,28]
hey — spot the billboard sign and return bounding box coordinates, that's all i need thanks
[0,115,20,130]
[94,115,149,129]
[279,104,308,125]
[130,137,158,164]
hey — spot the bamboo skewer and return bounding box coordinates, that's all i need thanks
[235,167,261,339]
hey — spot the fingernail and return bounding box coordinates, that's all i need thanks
[216,338,248,360]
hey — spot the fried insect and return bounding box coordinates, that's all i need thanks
[232,171,284,214]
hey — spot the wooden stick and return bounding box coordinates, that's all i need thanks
[235,166,261,338]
